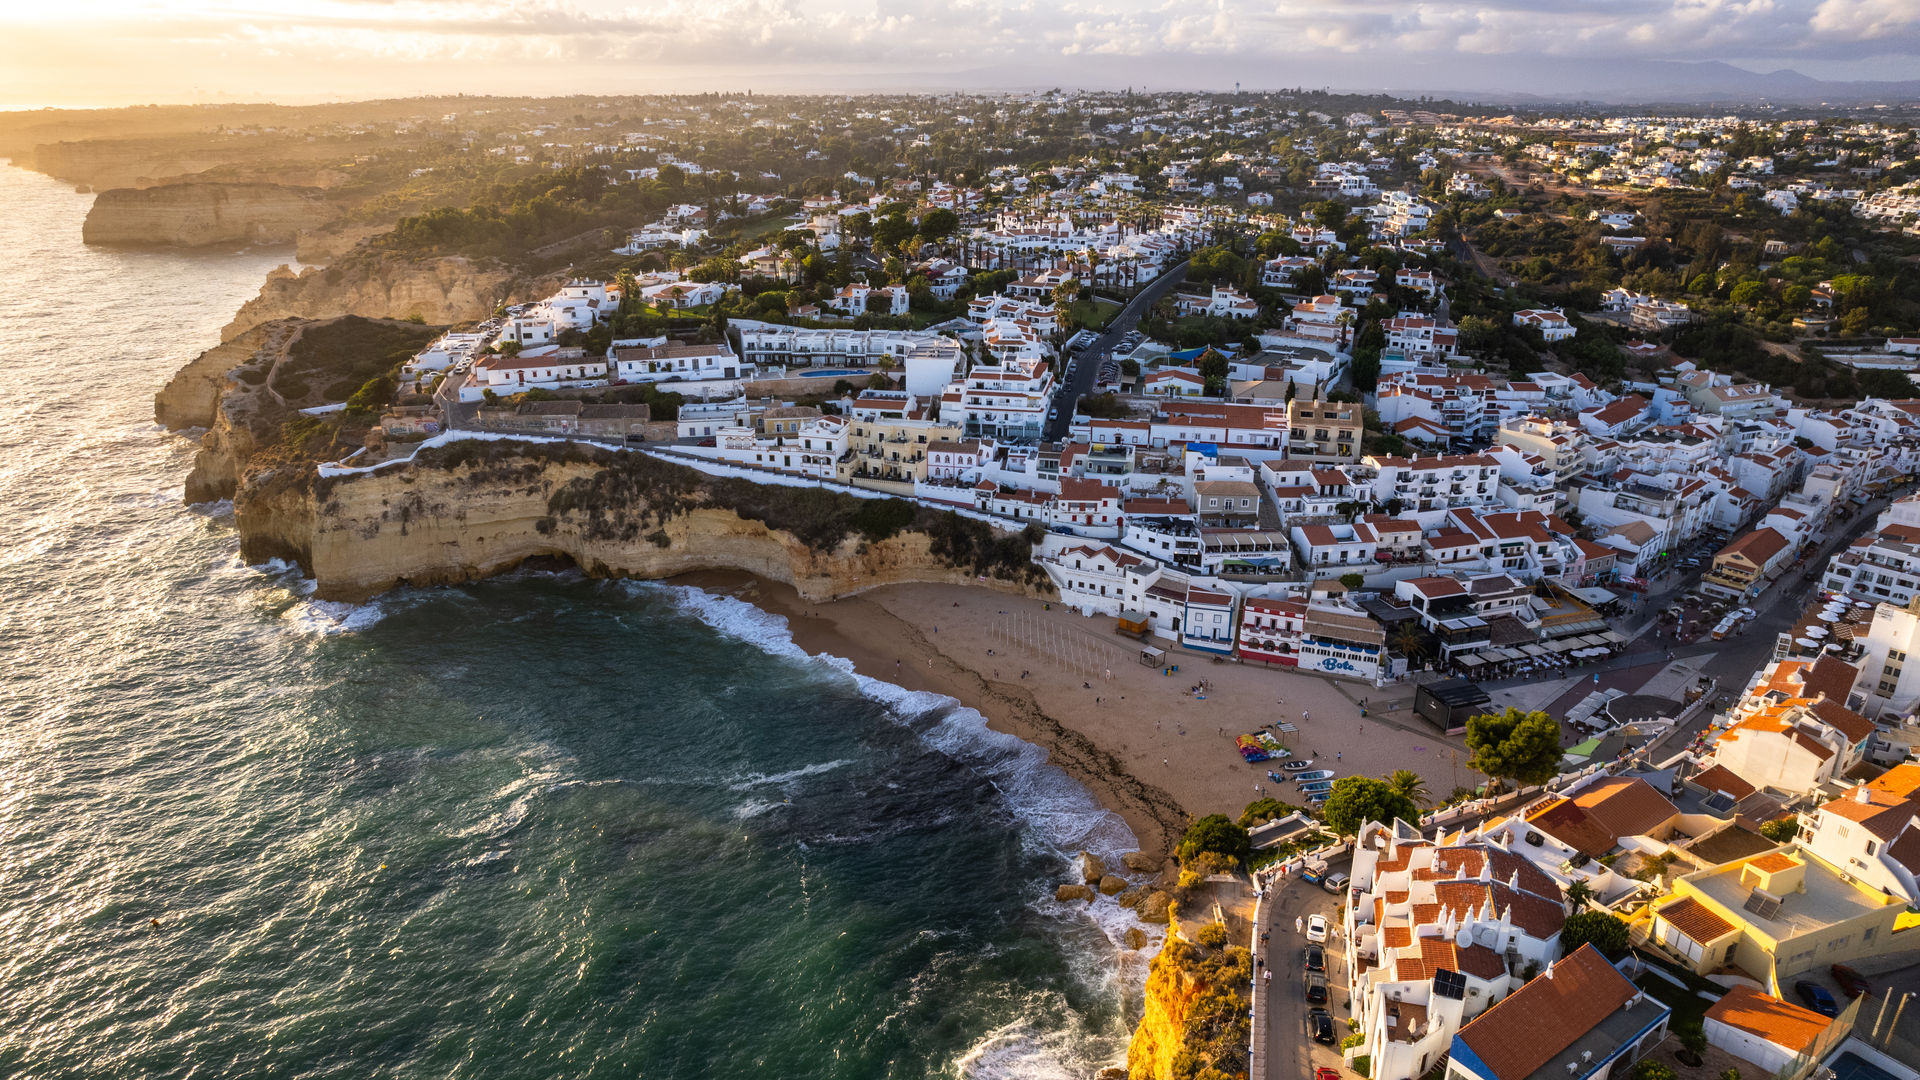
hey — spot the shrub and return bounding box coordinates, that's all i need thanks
[1177,814,1251,868]
[1194,923,1229,949]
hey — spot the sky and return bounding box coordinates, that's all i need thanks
[4,0,1918,108]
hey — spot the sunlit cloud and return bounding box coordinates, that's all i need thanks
[1,0,1915,107]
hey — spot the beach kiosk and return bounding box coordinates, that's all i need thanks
[1138,645,1165,668]
[1415,679,1491,735]
[1116,608,1151,641]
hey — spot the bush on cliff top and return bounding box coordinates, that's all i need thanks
[277,316,437,407]
[1156,935,1253,1080]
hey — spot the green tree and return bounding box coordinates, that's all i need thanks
[1632,1062,1677,1080]
[1339,572,1366,591]
[1320,777,1420,836]
[1759,818,1799,843]
[1560,911,1630,960]
[1564,880,1594,909]
[1178,814,1251,868]
[1465,708,1563,790]
[1730,280,1766,306]
[1387,769,1429,807]
[920,208,959,239]
[1456,315,1502,354]
[1239,797,1295,828]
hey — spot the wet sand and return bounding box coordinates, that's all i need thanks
[674,572,1472,859]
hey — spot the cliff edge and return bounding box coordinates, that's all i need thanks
[221,255,557,342]
[83,182,336,247]
[1126,932,1252,1080]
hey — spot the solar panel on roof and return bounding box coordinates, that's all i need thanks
[1701,791,1737,814]
[1743,888,1782,920]
[1434,969,1466,1000]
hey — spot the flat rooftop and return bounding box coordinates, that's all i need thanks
[1691,855,1899,937]
[1526,994,1670,1080]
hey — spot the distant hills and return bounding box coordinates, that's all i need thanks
[749,56,1920,107]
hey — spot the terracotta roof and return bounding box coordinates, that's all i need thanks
[1690,764,1757,803]
[1570,777,1680,840]
[1526,797,1617,858]
[1705,985,1830,1056]
[1453,945,1639,1080]
[1717,526,1790,567]
[1749,852,1798,874]
[1657,895,1736,944]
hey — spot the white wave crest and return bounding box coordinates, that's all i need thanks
[281,597,386,635]
[953,1018,1110,1080]
[724,759,852,791]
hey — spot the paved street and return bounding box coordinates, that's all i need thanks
[1256,876,1349,1080]
[1043,261,1189,442]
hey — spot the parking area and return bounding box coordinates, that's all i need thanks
[1257,873,1353,1080]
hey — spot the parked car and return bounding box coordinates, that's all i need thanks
[1316,1068,1342,1080]
[1323,871,1350,894]
[1306,914,1329,943]
[1831,964,1871,999]
[1307,1009,1337,1044]
[1794,980,1838,1017]
[1303,970,1328,1004]
[1303,944,1325,972]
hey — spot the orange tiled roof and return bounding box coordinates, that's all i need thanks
[1454,945,1639,1080]
[1658,895,1735,944]
[1704,985,1829,1056]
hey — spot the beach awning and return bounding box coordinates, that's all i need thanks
[1569,586,1619,606]
[1599,629,1627,643]
[1457,654,1485,667]
[1522,644,1550,658]
[1547,639,1579,653]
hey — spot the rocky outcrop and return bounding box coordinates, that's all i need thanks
[221,255,558,341]
[1081,852,1107,884]
[1055,884,1095,903]
[83,183,335,248]
[1122,852,1163,874]
[1126,936,1253,1080]
[1098,875,1128,896]
[154,320,289,431]
[290,451,1049,604]
[1127,941,1206,1080]
[1135,891,1173,924]
[1122,928,1148,950]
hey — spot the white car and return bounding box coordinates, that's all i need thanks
[1306,914,1329,944]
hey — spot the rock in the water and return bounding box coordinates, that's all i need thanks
[1123,927,1149,950]
[1136,890,1173,923]
[1055,883,1095,903]
[1098,874,1127,895]
[1115,885,1147,909]
[1080,851,1106,883]
[1122,851,1161,873]
[1097,1068,1128,1080]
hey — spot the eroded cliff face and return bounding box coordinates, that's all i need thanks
[1127,941,1205,1080]
[155,319,307,503]
[222,256,556,341]
[83,183,336,247]
[287,456,1042,604]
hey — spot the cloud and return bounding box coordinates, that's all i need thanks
[3,0,1915,105]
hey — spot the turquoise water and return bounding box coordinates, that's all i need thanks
[0,163,1149,1078]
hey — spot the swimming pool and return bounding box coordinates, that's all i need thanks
[797,368,871,377]
[1830,1050,1902,1080]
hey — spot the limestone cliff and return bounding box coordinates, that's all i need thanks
[285,449,1045,603]
[221,255,556,341]
[155,319,310,503]
[1125,935,1252,1080]
[83,183,336,247]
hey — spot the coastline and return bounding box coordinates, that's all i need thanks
[671,571,1470,865]
[673,568,1193,861]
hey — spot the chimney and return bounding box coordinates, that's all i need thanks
[1857,785,1872,804]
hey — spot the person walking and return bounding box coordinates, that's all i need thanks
[1295,915,1304,935]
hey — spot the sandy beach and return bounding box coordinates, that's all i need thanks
[676,572,1476,860]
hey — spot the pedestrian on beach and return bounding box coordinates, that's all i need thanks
[1336,751,1342,762]
[1303,709,1310,722]
[1295,916,1303,934]
[1163,758,1169,767]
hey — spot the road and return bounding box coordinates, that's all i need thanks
[1256,876,1348,1080]
[434,369,478,429]
[1043,260,1189,442]
[1477,481,1914,754]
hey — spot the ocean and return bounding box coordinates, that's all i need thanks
[0,163,1149,1078]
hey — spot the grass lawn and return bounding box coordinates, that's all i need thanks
[718,211,803,245]
[1071,296,1123,330]
[1634,959,1722,1032]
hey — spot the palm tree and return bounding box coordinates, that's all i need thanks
[1564,881,1594,911]
[1391,621,1427,660]
[1388,769,1430,807]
